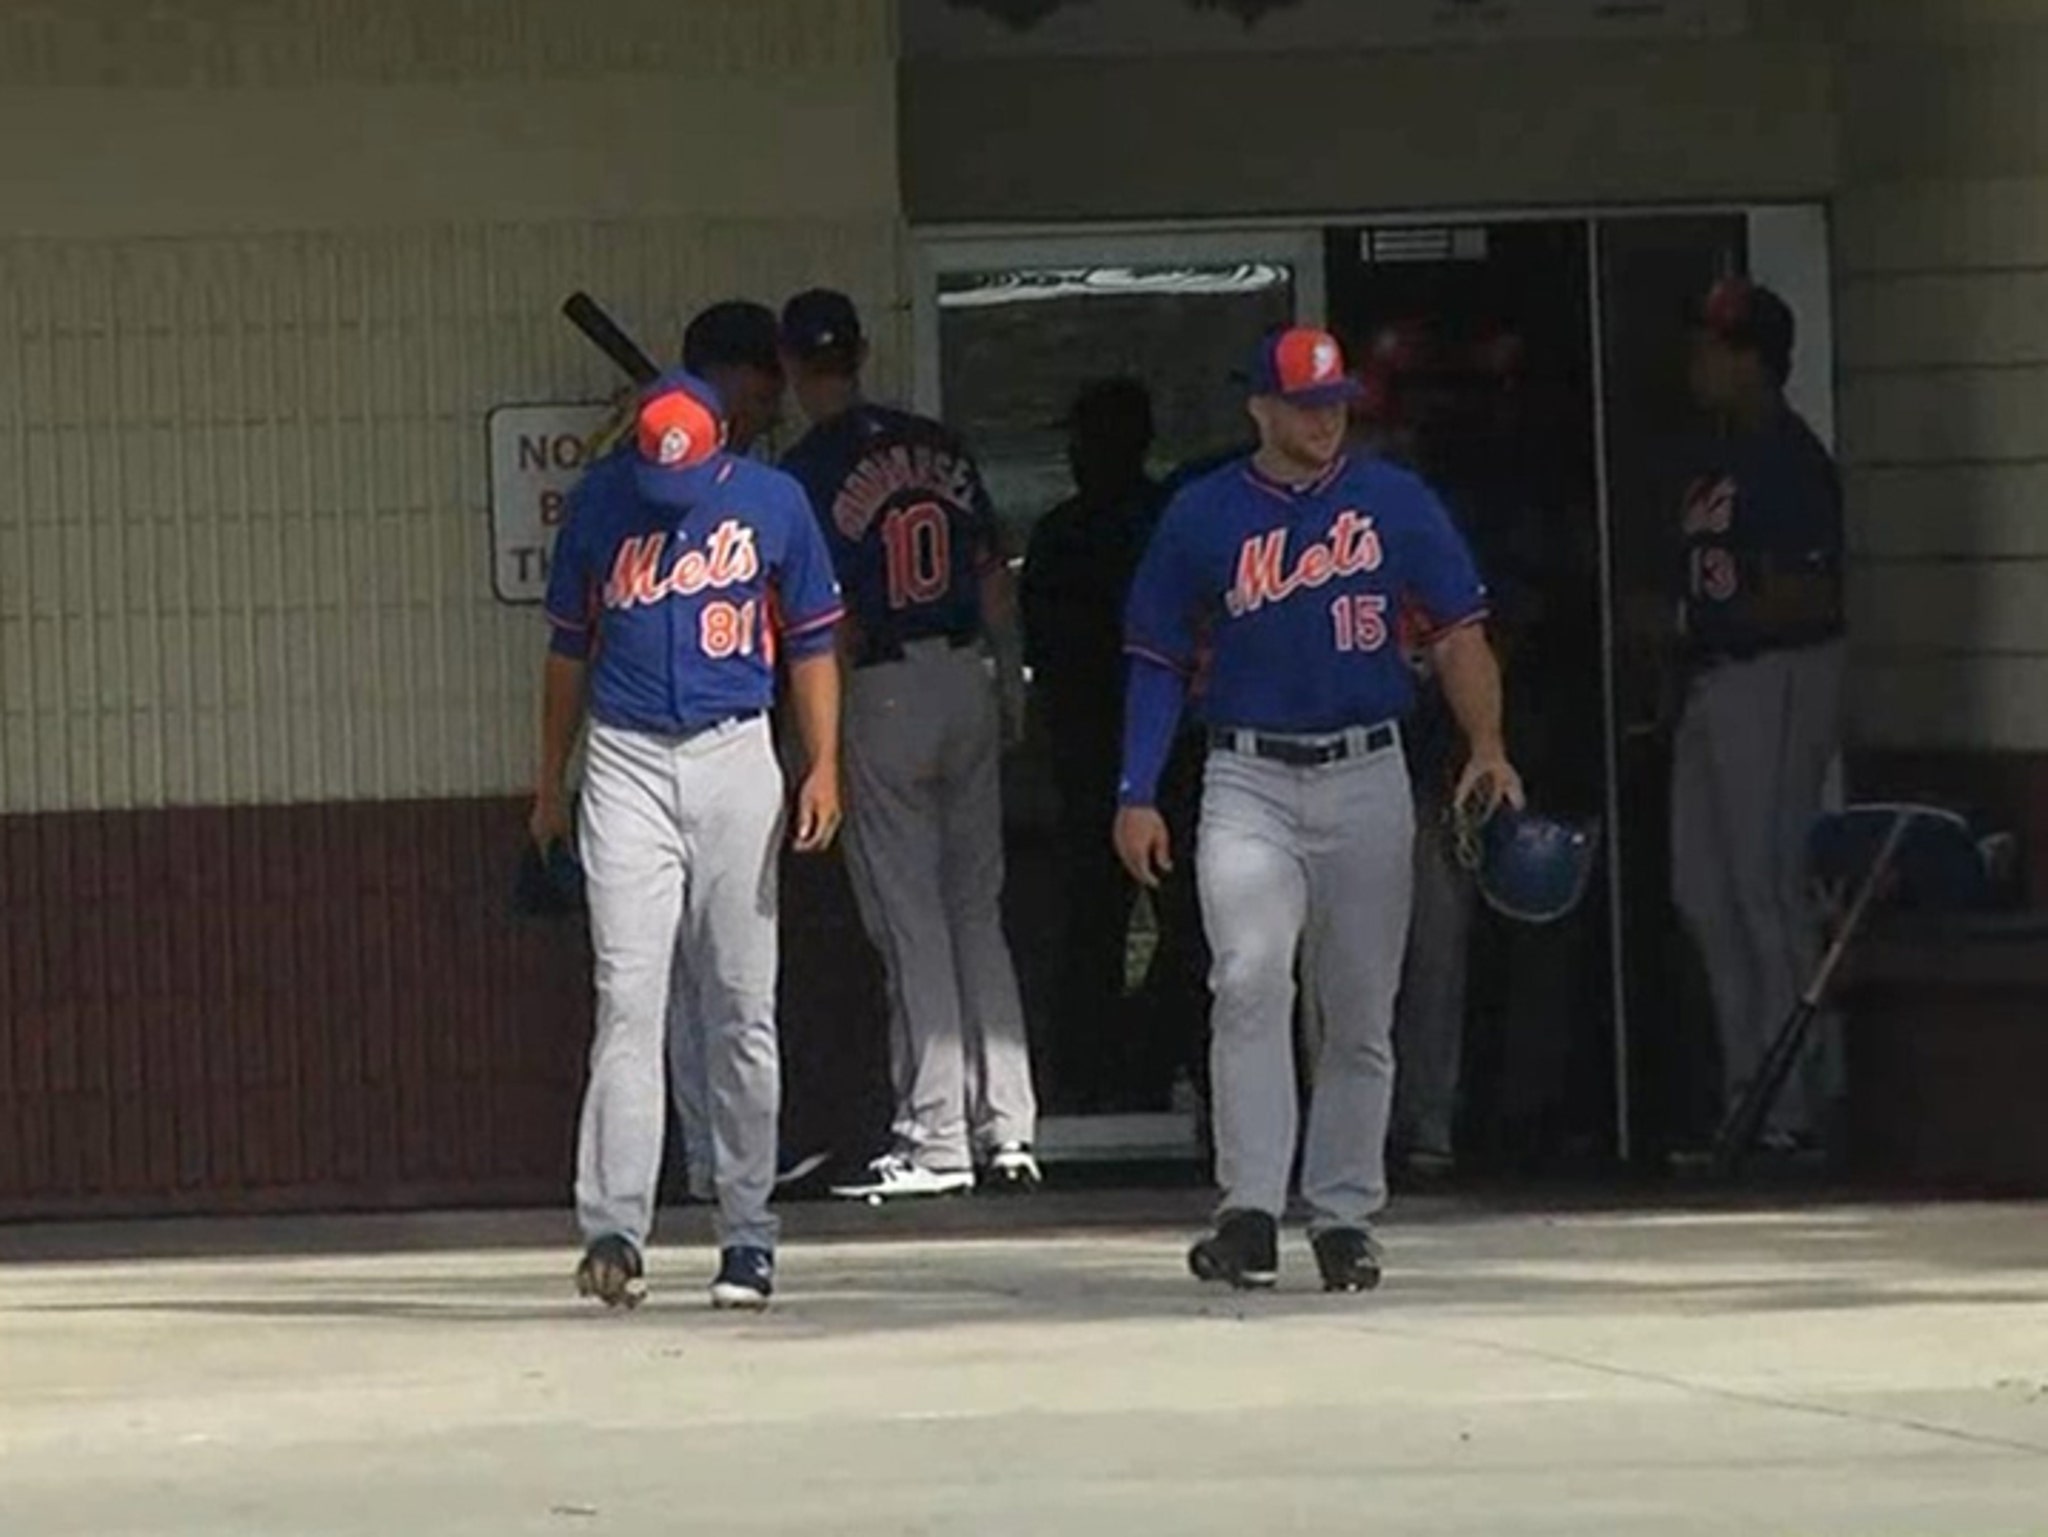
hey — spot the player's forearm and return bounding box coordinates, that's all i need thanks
[981,563,1025,684]
[1431,623,1506,763]
[785,652,842,778]
[979,559,1019,635]
[536,653,588,802]
[1118,655,1189,807]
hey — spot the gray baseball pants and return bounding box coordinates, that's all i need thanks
[1671,640,1846,1137]
[842,638,1038,1171]
[1198,728,1414,1233]
[575,716,784,1254]
[667,948,714,1202]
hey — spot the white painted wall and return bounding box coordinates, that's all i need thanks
[0,0,903,813]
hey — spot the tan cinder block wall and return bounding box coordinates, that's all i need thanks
[0,0,903,813]
[1834,1,2048,750]
[901,6,1836,218]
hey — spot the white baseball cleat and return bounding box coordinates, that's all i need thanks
[829,1152,975,1203]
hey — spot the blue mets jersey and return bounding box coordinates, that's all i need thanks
[1125,452,1488,735]
[780,404,1001,664]
[545,447,843,735]
[1677,405,1845,663]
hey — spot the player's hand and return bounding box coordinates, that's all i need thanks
[529,792,572,851]
[792,765,842,853]
[1114,807,1173,890]
[1454,753,1526,818]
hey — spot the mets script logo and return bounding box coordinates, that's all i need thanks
[604,519,759,610]
[1681,475,1736,536]
[1226,510,1383,618]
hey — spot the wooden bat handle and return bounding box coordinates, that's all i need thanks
[560,291,660,385]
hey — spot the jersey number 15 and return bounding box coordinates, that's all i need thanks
[882,502,952,611]
[1331,594,1389,654]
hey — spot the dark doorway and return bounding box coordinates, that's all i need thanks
[1324,219,1617,1174]
[1596,212,1751,1163]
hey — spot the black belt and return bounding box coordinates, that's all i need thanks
[1209,723,1396,768]
[677,709,764,741]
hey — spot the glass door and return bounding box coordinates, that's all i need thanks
[913,229,1324,1159]
[910,207,1833,1174]
[1323,217,1615,1175]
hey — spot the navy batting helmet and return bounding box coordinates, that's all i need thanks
[511,836,586,920]
[1456,804,1600,925]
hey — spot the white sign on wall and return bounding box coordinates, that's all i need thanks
[904,0,1746,56]
[487,402,612,604]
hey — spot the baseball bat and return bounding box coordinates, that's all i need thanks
[561,290,660,386]
[1708,807,1916,1176]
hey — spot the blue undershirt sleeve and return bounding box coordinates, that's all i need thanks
[1118,653,1189,808]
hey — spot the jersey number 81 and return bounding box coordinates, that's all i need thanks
[700,599,760,659]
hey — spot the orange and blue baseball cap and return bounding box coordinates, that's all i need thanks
[1690,275,1796,379]
[1248,325,1365,407]
[632,370,730,507]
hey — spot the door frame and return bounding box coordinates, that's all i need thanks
[910,225,1329,420]
[911,202,1835,1166]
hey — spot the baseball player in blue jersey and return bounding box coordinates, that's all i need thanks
[534,369,844,1310]
[776,289,1041,1201]
[656,302,838,1204]
[1671,278,1846,1152]
[1116,326,1522,1292]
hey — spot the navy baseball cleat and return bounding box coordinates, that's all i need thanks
[774,1148,831,1190]
[710,1246,775,1311]
[1188,1209,1279,1290]
[575,1234,648,1310]
[1311,1226,1384,1293]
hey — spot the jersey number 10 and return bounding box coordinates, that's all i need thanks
[882,502,952,611]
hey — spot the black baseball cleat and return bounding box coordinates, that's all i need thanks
[575,1234,648,1310]
[774,1148,832,1191]
[1188,1209,1279,1290]
[709,1246,775,1311]
[984,1142,1042,1193]
[1311,1226,1384,1293]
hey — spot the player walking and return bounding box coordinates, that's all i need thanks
[1115,326,1521,1292]
[534,370,844,1310]
[775,289,1042,1201]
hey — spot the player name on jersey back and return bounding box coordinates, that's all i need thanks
[783,404,999,654]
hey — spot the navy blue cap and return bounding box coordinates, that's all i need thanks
[779,289,864,358]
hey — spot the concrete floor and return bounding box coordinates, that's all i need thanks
[4,1193,2048,1535]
